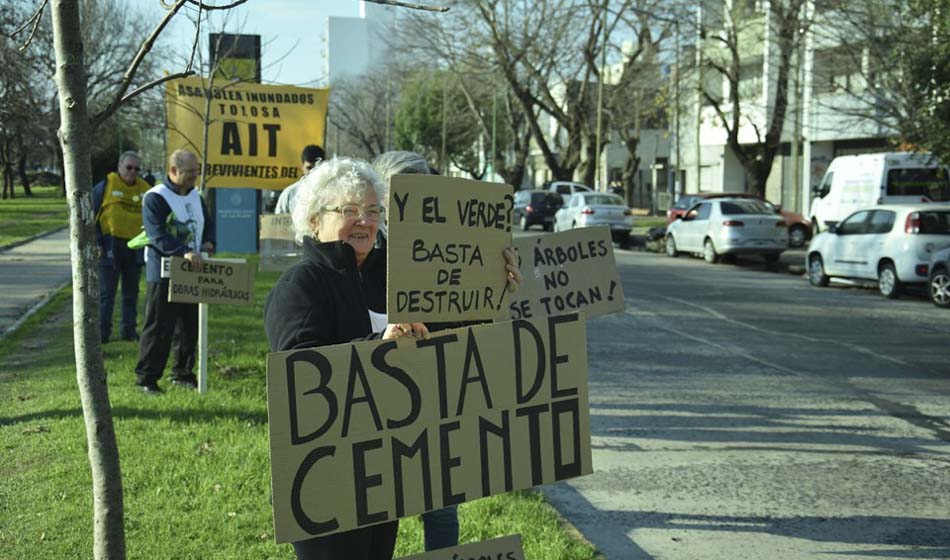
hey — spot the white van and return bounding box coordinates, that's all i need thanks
[809,152,949,233]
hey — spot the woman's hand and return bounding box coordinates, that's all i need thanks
[383,322,430,340]
[503,247,523,293]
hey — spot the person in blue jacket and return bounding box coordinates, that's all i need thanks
[134,149,214,395]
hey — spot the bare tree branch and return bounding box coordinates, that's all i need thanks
[120,70,195,107]
[363,0,448,12]
[182,0,252,10]
[11,0,48,51]
[92,0,189,127]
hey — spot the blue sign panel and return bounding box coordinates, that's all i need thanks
[215,188,258,253]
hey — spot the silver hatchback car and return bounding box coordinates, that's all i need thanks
[665,198,789,264]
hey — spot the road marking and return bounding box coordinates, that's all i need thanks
[661,295,911,368]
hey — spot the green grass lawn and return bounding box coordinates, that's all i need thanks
[0,185,68,248]
[0,262,599,560]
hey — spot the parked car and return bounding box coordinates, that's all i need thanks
[666,192,812,247]
[927,246,950,308]
[547,181,594,197]
[553,192,634,246]
[806,204,950,298]
[665,198,788,264]
[513,189,563,231]
[809,152,949,234]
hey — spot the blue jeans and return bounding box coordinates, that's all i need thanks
[422,506,459,551]
[99,240,142,341]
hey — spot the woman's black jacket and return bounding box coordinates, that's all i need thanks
[264,237,386,352]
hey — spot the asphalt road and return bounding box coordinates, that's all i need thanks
[543,244,950,559]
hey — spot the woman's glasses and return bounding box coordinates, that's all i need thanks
[321,204,385,222]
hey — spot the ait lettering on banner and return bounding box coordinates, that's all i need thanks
[265,314,592,544]
[166,76,328,190]
[387,174,514,323]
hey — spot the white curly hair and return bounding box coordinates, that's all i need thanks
[291,157,386,244]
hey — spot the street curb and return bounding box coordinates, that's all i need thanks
[539,489,607,559]
[0,280,71,342]
[0,225,68,253]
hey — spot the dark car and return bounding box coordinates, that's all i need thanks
[514,190,563,231]
[667,192,813,247]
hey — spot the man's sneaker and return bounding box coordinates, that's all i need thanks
[170,377,198,390]
[140,383,164,395]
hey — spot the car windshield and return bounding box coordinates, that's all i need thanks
[719,200,773,215]
[920,211,950,234]
[673,196,700,209]
[531,192,562,204]
[886,168,950,201]
[584,194,624,206]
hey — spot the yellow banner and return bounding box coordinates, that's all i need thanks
[166,76,328,190]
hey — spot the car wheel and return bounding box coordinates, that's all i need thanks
[789,225,807,248]
[808,254,829,287]
[878,262,902,299]
[520,216,529,231]
[764,253,781,265]
[665,235,678,257]
[703,238,718,264]
[929,266,950,308]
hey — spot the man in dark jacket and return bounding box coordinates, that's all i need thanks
[134,149,215,395]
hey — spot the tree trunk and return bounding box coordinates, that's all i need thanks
[50,1,126,559]
[18,155,33,197]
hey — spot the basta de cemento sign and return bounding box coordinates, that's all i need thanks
[265,313,592,544]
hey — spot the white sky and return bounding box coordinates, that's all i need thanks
[130,0,360,86]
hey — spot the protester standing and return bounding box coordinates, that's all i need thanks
[93,150,150,342]
[264,157,427,559]
[134,149,214,395]
[274,144,325,214]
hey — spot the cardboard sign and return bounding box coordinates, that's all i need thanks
[395,534,525,560]
[266,313,591,544]
[166,76,329,190]
[509,226,624,320]
[387,175,514,323]
[167,256,254,305]
[259,214,299,272]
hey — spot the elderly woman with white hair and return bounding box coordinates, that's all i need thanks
[264,157,427,560]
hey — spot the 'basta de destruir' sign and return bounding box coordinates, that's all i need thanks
[265,313,592,544]
[386,174,514,323]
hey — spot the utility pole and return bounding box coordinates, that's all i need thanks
[674,20,681,199]
[440,80,447,174]
[594,0,608,191]
[491,90,497,181]
[695,5,703,194]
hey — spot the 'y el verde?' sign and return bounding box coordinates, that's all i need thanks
[387,174,514,323]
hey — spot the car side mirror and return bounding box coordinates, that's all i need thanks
[827,224,838,234]
[675,214,683,221]
[772,204,783,214]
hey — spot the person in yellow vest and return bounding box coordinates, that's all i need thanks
[93,151,150,343]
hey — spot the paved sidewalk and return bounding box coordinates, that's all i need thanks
[0,228,71,337]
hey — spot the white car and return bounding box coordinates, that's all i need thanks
[665,198,788,264]
[547,181,594,197]
[553,192,634,246]
[806,204,950,298]
[928,246,950,308]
